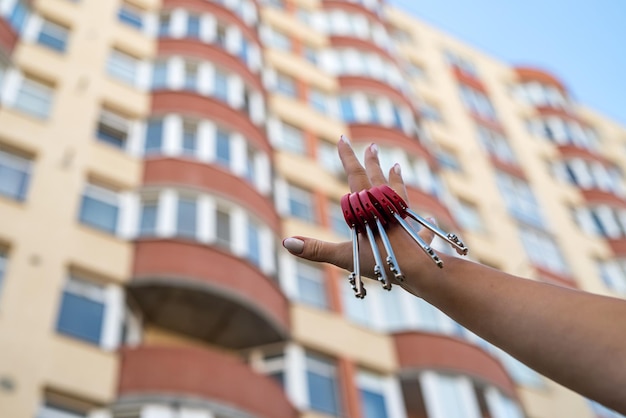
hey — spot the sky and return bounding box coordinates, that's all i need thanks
[388,0,626,127]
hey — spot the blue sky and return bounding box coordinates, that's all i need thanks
[388,0,626,127]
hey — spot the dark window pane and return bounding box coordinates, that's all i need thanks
[56,292,104,345]
[145,120,163,153]
[360,389,388,418]
[140,203,158,235]
[177,198,197,237]
[0,164,29,201]
[307,371,339,415]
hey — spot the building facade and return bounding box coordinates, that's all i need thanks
[0,0,625,417]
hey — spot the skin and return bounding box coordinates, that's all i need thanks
[283,138,626,413]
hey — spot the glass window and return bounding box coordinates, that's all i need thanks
[455,200,484,232]
[14,76,53,119]
[288,184,315,222]
[158,13,171,36]
[0,149,32,201]
[279,123,306,155]
[183,61,199,90]
[187,14,201,38]
[118,3,144,29]
[478,126,516,164]
[182,120,198,155]
[176,197,197,238]
[306,353,340,416]
[519,227,569,274]
[460,85,496,121]
[139,200,158,236]
[144,119,163,154]
[96,108,130,149]
[309,88,327,113]
[275,72,296,97]
[214,70,229,102]
[79,184,119,234]
[328,202,350,238]
[216,209,231,247]
[56,277,105,345]
[295,261,327,309]
[495,172,544,228]
[340,96,355,122]
[359,385,388,418]
[8,1,28,32]
[38,403,86,418]
[247,220,261,266]
[151,61,168,89]
[215,129,231,166]
[37,19,69,52]
[216,24,227,48]
[107,49,138,85]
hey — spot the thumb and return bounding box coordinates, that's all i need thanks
[282,236,351,270]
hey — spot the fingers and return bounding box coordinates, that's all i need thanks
[283,236,352,270]
[338,136,371,192]
[364,143,387,186]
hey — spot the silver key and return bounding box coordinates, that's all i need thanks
[393,212,444,267]
[349,226,366,298]
[404,209,468,255]
[374,217,405,282]
[363,220,391,290]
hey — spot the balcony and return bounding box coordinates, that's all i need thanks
[338,75,412,110]
[393,331,517,398]
[143,157,279,230]
[119,345,297,418]
[515,66,567,94]
[131,239,290,348]
[349,123,434,165]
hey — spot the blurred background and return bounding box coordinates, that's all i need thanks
[0,0,625,417]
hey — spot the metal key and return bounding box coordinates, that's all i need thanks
[341,194,366,298]
[349,193,389,290]
[405,208,468,256]
[392,212,443,267]
[359,190,404,284]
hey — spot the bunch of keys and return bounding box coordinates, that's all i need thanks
[341,185,469,298]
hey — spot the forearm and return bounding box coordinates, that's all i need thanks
[411,255,626,413]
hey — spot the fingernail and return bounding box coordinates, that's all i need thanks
[393,163,402,175]
[340,135,351,146]
[370,143,379,155]
[283,237,305,254]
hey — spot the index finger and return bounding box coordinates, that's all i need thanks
[338,136,371,192]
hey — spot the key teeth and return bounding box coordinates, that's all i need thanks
[447,233,469,255]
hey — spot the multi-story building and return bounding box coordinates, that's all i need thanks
[0,0,624,417]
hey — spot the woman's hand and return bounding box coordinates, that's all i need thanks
[282,137,444,297]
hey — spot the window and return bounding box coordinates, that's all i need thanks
[340,96,355,122]
[295,261,327,309]
[96,108,130,149]
[144,119,163,154]
[107,49,138,85]
[309,88,327,113]
[56,276,106,345]
[306,353,340,416]
[598,259,626,295]
[262,27,291,51]
[79,183,119,234]
[0,148,32,201]
[214,69,229,101]
[37,19,69,52]
[118,3,144,29]
[328,202,350,237]
[455,200,484,232]
[279,123,306,155]
[216,208,231,247]
[358,372,390,418]
[183,61,199,90]
[436,149,461,171]
[187,14,201,38]
[139,200,158,236]
[460,85,496,121]
[288,184,315,222]
[519,227,568,274]
[495,172,544,228]
[158,13,171,36]
[247,220,261,266]
[215,24,227,48]
[14,76,53,119]
[151,61,168,89]
[215,129,231,166]
[8,1,28,32]
[478,126,516,164]
[275,72,296,97]
[182,120,198,155]
[37,400,87,418]
[176,197,197,238]
[445,50,478,78]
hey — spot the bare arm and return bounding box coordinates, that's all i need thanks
[282,138,626,413]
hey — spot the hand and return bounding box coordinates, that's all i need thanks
[282,137,443,297]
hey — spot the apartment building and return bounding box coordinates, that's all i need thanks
[0,0,625,417]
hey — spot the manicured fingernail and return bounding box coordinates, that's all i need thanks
[340,135,351,146]
[370,143,378,155]
[393,163,402,175]
[283,237,305,254]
